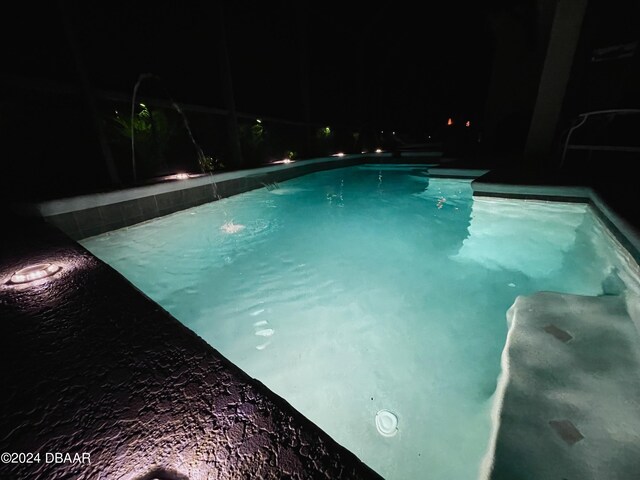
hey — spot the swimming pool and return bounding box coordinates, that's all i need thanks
[82,165,637,479]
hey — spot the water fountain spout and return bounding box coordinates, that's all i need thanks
[130,73,208,183]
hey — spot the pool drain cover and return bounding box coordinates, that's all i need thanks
[375,409,398,437]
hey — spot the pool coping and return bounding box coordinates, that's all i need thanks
[33,153,444,240]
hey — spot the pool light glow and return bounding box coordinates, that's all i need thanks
[272,159,294,164]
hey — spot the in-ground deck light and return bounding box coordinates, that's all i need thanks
[8,263,61,285]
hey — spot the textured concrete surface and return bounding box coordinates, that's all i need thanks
[0,218,382,480]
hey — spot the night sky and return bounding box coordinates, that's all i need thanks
[3,1,495,132]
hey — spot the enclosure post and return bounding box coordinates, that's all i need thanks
[218,3,244,167]
[524,0,588,166]
[296,2,313,157]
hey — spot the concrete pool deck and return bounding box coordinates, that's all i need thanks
[2,157,640,479]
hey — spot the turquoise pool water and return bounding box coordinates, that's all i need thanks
[82,165,636,479]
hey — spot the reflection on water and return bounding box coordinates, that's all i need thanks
[454,198,587,278]
[454,197,638,296]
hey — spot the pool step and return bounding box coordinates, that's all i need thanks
[484,291,640,480]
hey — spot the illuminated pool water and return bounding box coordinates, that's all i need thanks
[82,165,636,479]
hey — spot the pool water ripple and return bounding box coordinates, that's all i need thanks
[82,166,638,480]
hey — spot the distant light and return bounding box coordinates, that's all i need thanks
[256,118,262,124]
[447,118,453,126]
[428,135,431,139]
[332,152,345,157]
[175,173,189,180]
[361,150,367,154]
[114,110,118,115]
[8,263,61,285]
[272,159,294,164]
[375,148,382,153]
[381,130,384,134]
[139,103,146,108]
[392,131,396,135]
[465,121,471,127]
